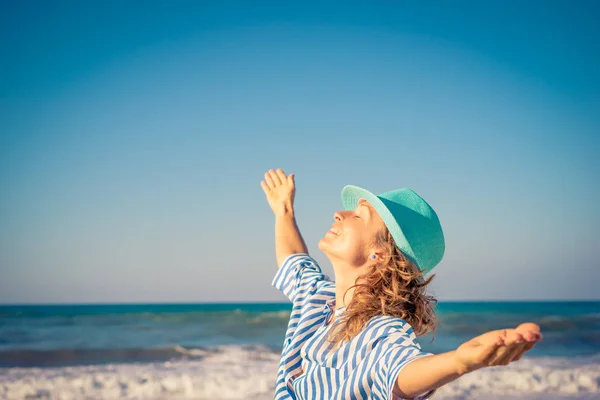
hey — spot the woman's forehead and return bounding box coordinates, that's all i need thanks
[356,199,374,216]
[357,198,373,208]
[357,198,385,226]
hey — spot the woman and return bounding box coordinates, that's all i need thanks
[261,168,542,400]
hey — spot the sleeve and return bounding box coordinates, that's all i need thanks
[373,324,436,400]
[271,253,330,304]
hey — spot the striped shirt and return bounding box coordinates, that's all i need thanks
[272,254,435,400]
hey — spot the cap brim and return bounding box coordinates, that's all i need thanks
[341,185,420,271]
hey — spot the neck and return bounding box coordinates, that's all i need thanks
[329,260,365,311]
[334,274,357,311]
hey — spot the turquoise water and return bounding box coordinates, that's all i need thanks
[1,301,598,367]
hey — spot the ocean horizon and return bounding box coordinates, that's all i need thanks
[3,298,598,304]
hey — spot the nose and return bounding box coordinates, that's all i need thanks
[333,211,343,221]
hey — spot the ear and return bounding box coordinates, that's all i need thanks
[369,252,385,262]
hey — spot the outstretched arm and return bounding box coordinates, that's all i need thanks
[261,169,309,267]
[393,322,542,399]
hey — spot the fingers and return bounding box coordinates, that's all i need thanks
[479,336,504,365]
[517,324,542,343]
[264,171,276,189]
[494,331,525,365]
[262,168,291,190]
[269,169,283,185]
[260,180,269,194]
[275,168,287,184]
[516,322,541,337]
[482,330,510,365]
[512,331,541,362]
[490,327,542,366]
[515,323,543,349]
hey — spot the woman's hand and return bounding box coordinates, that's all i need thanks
[455,322,542,374]
[261,168,296,217]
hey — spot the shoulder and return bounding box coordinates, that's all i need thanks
[280,253,320,268]
[367,315,420,347]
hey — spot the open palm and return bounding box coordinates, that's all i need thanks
[261,168,296,216]
[455,322,542,374]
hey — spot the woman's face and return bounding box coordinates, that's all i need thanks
[318,199,387,266]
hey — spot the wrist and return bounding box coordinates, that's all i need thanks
[451,351,471,376]
[274,204,295,218]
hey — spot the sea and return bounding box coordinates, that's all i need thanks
[1,301,599,399]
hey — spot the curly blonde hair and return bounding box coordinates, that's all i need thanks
[327,228,438,346]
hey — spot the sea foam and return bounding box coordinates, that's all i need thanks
[1,346,598,399]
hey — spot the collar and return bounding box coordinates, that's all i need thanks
[324,298,345,315]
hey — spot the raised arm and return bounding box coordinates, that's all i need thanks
[261,169,309,267]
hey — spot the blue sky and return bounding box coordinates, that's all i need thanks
[1,1,598,303]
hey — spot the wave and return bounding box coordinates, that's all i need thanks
[246,311,292,325]
[0,309,292,325]
[0,344,280,368]
[4,307,597,333]
[0,349,598,400]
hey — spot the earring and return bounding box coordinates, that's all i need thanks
[370,254,376,260]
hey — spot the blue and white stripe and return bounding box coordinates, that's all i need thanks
[272,254,435,400]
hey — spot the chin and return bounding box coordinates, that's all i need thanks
[317,237,330,254]
[319,239,340,261]
[317,238,326,251]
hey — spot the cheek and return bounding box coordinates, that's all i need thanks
[339,232,371,262]
[344,229,370,250]
[319,226,373,264]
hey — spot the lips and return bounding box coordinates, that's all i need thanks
[329,227,340,236]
